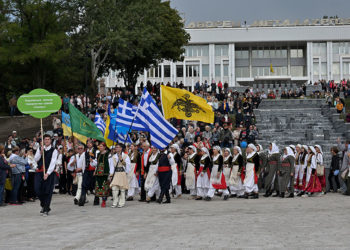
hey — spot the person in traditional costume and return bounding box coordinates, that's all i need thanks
[34,134,58,216]
[195,147,211,200]
[278,147,295,198]
[256,144,267,191]
[298,146,322,197]
[184,146,200,199]
[293,144,302,193]
[242,144,260,199]
[92,142,110,207]
[315,145,326,194]
[144,146,161,202]
[156,149,172,204]
[84,140,96,196]
[72,144,86,206]
[296,145,308,193]
[222,148,233,197]
[139,142,151,202]
[206,146,228,201]
[263,142,281,197]
[127,143,140,201]
[109,144,130,208]
[229,146,245,198]
[169,144,182,198]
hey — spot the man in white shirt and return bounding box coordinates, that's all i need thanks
[34,134,58,216]
[139,142,151,202]
[109,144,131,208]
[72,144,86,206]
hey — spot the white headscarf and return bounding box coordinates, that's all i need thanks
[247,143,257,159]
[170,144,180,154]
[213,145,222,155]
[309,146,316,155]
[302,145,308,151]
[223,148,232,161]
[233,146,242,155]
[314,145,323,155]
[257,144,263,152]
[283,147,295,160]
[188,145,197,154]
[201,147,210,157]
[268,142,279,155]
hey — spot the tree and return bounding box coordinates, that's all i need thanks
[110,0,190,89]
[68,0,125,94]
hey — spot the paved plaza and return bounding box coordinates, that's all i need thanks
[0,193,349,249]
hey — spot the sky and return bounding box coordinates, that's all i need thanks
[169,0,350,24]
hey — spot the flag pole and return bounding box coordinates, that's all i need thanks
[122,96,142,145]
[40,118,46,175]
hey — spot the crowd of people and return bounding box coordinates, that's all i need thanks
[1,82,350,216]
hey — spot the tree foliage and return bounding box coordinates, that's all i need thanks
[0,0,189,113]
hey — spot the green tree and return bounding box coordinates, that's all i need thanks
[110,0,190,89]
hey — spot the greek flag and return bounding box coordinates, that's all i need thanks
[136,89,177,149]
[117,98,147,131]
[117,133,132,144]
[94,112,106,135]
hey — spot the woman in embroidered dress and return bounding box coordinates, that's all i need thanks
[93,142,110,207]
[229,146,245,198]
[144,146,161,202]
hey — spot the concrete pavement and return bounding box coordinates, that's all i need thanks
[0,193,349,249]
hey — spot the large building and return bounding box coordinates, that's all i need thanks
[101,17,350,91]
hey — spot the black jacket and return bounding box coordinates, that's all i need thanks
[0,156,11,185]
[330,154,340,172]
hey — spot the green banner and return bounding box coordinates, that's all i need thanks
[17,89,62,118]
[68,103,105,142]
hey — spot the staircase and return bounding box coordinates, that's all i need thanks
[254,98,344,165]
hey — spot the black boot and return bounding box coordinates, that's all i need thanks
[157,192,164,204]
[93,196,99,205]
[297,191,305,197]
[78,195,85,206]
[151,195,157,202]
[279,192,285,198]
[287,193,294,198]
[230,194,237,198]
[243,193,249,199]
[223,195,229,200]
[164,190,171,203]
[263,189,272,197]
[272,191,280,197]
[74,198,78,205]
[251,193,259,199]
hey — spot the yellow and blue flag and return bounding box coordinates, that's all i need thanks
[61,111,89,143]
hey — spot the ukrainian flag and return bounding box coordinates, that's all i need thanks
[61,111,88,144]
[104,105,119,148]
[104,114,119,148]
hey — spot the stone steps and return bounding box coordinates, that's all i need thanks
[255,98,343,166]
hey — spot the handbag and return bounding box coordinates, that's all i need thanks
[341,168,349,180]
[5,178,12,191]
[316,164,324,176]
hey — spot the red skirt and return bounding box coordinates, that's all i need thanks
[304,174,322,193]
[318,169,326,188]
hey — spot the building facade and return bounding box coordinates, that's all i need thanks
[101,18,350,90]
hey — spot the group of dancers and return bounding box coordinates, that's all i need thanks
[32,135,326,215]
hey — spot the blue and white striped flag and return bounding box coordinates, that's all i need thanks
[117,133,133,144]
[135,89,177,149]
[117,98,147,131]
[94,112,106,135]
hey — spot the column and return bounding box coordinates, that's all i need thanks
[173,63,177,84]
[307,42,313,84]
[287,46,291,75]
[220,60,224,83]
[327,42,333,81]
[199,60,203,86]
[249,46,252,78]
[228,43,235,87]
[143,69,147,84]
[209,44,215,82]
[183,61,186,86]
[161,63,164,83]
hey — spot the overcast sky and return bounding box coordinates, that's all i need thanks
[170,0,350,24]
